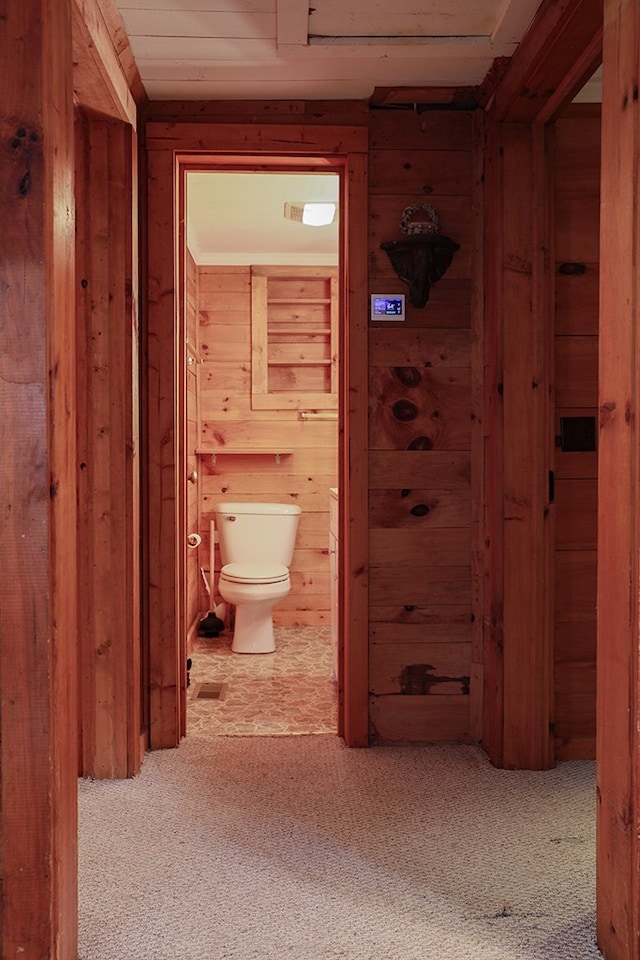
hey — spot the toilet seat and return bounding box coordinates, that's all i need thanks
[220,562,289,585]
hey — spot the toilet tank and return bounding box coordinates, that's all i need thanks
[214,502,301,567]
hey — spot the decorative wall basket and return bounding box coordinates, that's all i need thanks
[380,203,460,308]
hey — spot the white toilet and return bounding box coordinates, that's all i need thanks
[214,501,301,654]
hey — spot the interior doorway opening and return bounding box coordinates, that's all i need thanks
[179,161,343,738]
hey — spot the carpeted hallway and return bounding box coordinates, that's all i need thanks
[78,735,602,959]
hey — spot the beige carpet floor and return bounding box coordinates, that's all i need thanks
[78,735,601,959]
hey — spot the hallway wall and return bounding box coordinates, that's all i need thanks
[366,108,477,743]
[145,101,478,744]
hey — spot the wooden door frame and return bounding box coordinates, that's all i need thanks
[144,122,369,748]
[596,2,640,955]
[482,0,603,770]
[484,0,640,956]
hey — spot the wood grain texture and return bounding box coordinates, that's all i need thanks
[597,3,640,953]
[1,0,77,954]
[552,109,600,763]
[76,115,141,779]
[366,108,474,745]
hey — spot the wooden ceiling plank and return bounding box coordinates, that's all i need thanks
[276,0,308,47]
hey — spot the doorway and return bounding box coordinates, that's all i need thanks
[182,167,340,736]
[144,122,370,750]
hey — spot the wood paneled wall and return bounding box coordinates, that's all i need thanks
[1,0,78,954]
[195,264,338,626]
[597,1,640,954]
[76,112,142,779]
[366,110,477,743]
[552,106,600,761]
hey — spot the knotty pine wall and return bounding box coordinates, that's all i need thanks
[194,263,338,626]
[552,105,600,761]
[366,110,479,744]
[154,102,602,749]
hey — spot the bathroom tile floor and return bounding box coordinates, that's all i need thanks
[188,625,338,737]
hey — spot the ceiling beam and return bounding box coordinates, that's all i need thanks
[486,0,603,121]
[72,0,141,125]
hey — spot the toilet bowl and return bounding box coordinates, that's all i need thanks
[214,503,301,654]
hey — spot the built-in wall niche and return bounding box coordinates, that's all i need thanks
[250,265,338,410]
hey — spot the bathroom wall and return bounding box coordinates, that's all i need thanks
[194,263,338,626]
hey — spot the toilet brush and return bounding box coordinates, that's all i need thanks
[208,520,227,621]
[198,568,225,637]
[199,566,226,623]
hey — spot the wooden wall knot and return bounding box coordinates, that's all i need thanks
[504,254,532,275]
[393,366,421,387]
[599,401,616,427]
[8,126,40,198]
[407,436,433,450]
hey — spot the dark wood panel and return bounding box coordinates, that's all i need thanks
[554,193,601,261]
[370,642,472,695]
[554,479,597,550]
[555,550,597,622]
[554,620,596,663]
[554,661,596,739]
[554,266,599,336]
[554,117,601,193]
[554,335,598,407]
[369,695,470,743]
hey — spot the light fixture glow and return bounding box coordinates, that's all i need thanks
[302,202,336,226]
[284,201,336,227]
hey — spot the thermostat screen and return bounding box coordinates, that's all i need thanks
[371,294,405,321]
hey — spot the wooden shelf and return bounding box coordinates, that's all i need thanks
[267,298,332,305]
[268,359,332,366]
[196,448,293,465]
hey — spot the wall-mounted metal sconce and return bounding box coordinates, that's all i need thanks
[380,203,460,308]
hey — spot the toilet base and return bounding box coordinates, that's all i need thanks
[231,601,276,654]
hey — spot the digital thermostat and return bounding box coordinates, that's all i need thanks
[370,294,405,322]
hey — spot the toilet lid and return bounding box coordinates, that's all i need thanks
[220,562,289,585]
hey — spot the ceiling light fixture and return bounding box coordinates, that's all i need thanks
[283,202,336,227]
